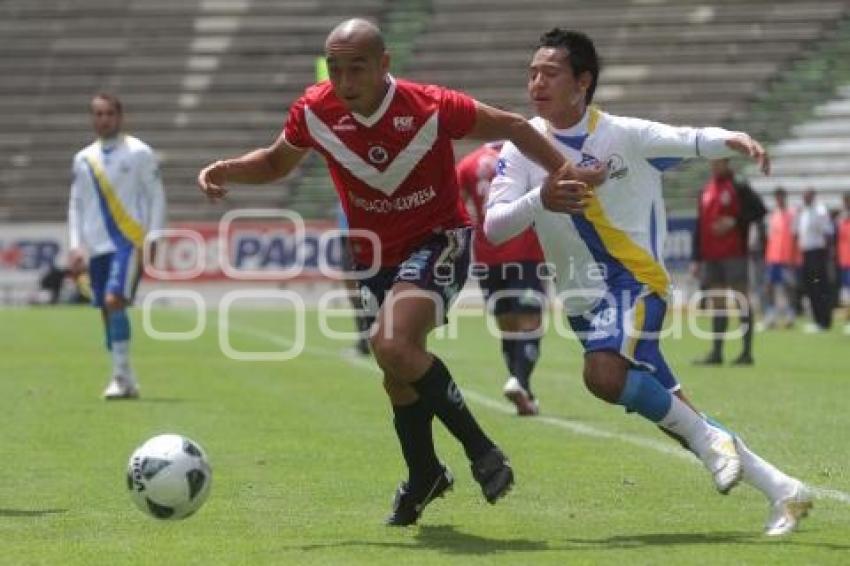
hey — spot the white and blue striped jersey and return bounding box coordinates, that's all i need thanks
[486,107,738,314]
[68,135,166,256]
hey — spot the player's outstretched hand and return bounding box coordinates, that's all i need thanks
[726,133,770,175]
[68,248,87,278]
[542,179,588,214]
[197,160,229,201]
[541,161,606,214]
[542,163,591,214]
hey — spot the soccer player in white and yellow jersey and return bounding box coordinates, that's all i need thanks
[485,28,812,536]
[68,94,166,399]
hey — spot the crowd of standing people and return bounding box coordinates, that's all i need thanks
[694,161,850,346]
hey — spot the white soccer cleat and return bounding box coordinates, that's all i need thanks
[103,374,140,400]
[764,482,813,536]
[803,322,826,334]
[502,377,539,416]
[692,425,742,494]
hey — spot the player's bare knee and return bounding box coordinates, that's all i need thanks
[517,315,542,336]
[583,354,626,403]
[370,332,410,376]
[583,365,615,403]
[104,294,126,312]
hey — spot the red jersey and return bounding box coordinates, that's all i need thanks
[456,144,544,265]
[838,212,850,268]
[765,207,798,265]
[283,77,474,266]
[697,176,745,260]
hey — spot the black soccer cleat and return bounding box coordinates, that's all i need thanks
[385,466,454,526]
[471,447,514,504]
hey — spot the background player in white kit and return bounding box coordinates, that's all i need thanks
[67,93,166,399]
[485,28,812,536]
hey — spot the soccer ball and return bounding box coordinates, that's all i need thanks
[126,434,212,520]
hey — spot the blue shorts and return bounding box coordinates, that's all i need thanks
[567,287,679,391]
[766,263,795,285]
[477,261,546,316]
[357,227,472,326]
[88,246,142,308]
[841,268,850,288]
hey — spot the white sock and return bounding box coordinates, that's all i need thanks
[736,437,797,502]
[111,340,132,379]
[657,395,710,447]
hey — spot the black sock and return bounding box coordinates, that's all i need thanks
[355,314,372,354]
[392,399,441,488]
[740,313,753,357]
[712,314,728,358]
[500,338,513,376]
[512,337,540,397]
[355,313,372,336]
[412,356,495,461]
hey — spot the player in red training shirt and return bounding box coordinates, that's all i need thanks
[457,143,546,416]
[838,191,850,334]
[198,19,600,526]
[692,158,765,366]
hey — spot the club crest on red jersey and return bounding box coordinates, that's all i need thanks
[393,116,414,132]
[368,145,389,165]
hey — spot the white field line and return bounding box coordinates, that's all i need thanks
[221,320,850,505]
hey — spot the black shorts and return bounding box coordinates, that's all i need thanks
[357,227,472,326]
[700,258,749,288]
[339,235,357,273]
[477,261,546,317]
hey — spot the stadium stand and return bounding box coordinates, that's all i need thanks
[748,88,850,208]
[404,0,850,211]
[746,95,850,207]
[745,19,850,207]
[2,0,850,220]
[0,0,385,222]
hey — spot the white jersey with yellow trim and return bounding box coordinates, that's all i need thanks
[68,135,166,256]
[486,107,738,315]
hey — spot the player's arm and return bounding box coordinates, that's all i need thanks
[483,141,542,244]
[140,149,167,259]
[197,132,309,201]
[466,102,565,175]
[821,208,836,236]
[639,120,770,174]
[67,158,87,276]
[469,102,605,214]
[454,158,475,221]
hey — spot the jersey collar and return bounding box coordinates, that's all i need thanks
[351,74,396,128]
[97,134,126,154]
[546,106,601,151]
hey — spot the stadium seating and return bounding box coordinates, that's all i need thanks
[750,84,850,207]
[0,0,385,222]
[404,0,850,210]
[2,0,850,221]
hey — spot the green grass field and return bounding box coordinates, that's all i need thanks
[1,305,849,565]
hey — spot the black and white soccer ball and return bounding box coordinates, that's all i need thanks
[126,434,212,520]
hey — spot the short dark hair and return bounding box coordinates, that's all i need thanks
[536,28,600,105]
[774,187,787,198]
[91,92,123,114]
